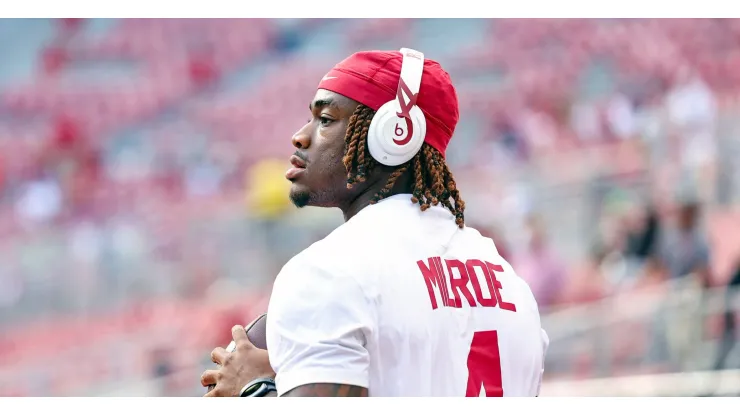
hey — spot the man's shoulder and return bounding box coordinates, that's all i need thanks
[295,223,361,260]
[275,226,366,287]
[285,204,405,265]
[269,230,373,322]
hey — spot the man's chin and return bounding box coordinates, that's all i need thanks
[289,186,311,208]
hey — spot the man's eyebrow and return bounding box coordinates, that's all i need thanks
[309,98,337,111]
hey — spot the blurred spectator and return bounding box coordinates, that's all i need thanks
[517,104,559,154]
[625,207,660,259]
[150,347,176,396]
[14,172,63,225]
[569,99,603,143]
[511,215,567,308]
[592,204,633,290]
[656,201,712,287]
[624,206,662,276]
[605,92,637,141]
[561,245,609,304]
[40,45,68,76]
[491,114,528,162]
[185,155,224,198]
[650,200,713,372]
[664,65,718,202]
[49,114,85,156]
[189,48,219,88]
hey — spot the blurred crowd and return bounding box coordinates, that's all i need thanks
[0,18,739,396]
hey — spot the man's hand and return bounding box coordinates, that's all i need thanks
[201,325,276,397]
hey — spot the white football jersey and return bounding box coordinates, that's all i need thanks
[266,194,549,397]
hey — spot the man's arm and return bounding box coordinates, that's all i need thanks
[266,256,374,398]
[281,383,368,397]
[204,254,373,398]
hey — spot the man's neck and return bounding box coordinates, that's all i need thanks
[340,173,412,222]
[341,186,383,223]
[342,190,413,222]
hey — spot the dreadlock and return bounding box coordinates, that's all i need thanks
[343,104,465,228]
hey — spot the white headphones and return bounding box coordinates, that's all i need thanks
[367,48,427,167]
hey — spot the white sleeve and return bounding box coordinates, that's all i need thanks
[266,256,374,396]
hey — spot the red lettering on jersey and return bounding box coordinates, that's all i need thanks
[416,257,518,312]
[445,259,476,308]
[486,262,517,312]
[465,259,497,307]
[417,257,442,310]
[466,330,504,397]
[433,256,452,307]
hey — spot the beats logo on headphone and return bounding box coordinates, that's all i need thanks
[368,48,427,167]
[392,78,418,146]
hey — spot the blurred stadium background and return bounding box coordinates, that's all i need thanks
[0,18,739,397]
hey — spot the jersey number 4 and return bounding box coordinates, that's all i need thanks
[465,330,503,397]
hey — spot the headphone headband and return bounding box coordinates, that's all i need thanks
[398,48,424,100]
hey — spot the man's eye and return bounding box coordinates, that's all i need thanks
[319,117,333,126]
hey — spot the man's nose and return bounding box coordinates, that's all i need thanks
[292,124,311,149]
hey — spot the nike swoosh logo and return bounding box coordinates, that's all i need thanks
[322,76,337,81]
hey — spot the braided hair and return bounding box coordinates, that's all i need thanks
[343,104,465,228]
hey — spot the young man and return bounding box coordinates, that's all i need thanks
[201,48,549,397]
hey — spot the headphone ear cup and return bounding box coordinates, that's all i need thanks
[367,101,426,167]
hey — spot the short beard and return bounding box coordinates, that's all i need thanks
[289,188,310,208]
[289,185,340,209]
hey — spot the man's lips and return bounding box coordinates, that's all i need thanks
[289,155,307,169]
[286,155,307,180]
